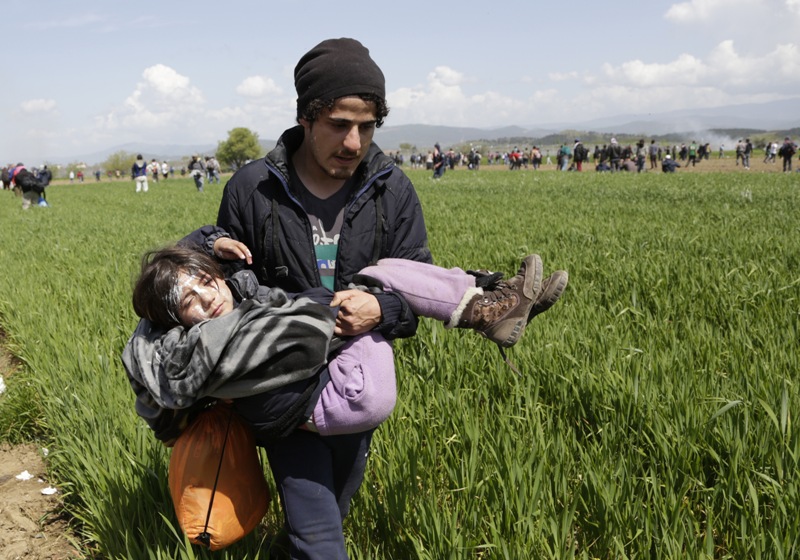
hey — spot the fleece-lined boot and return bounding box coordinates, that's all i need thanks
[449,254,542,347]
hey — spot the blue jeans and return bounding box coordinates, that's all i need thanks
[264,428,374,559]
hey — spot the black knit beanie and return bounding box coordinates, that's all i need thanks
[294,38,385,117]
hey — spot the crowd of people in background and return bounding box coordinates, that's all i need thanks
[0,151,236,209]
[130,153,225,194]
[397,135,798,176]
[3,136,798,198]
[0,154,226,192]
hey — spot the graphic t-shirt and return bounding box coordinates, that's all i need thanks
[291,166,353,291]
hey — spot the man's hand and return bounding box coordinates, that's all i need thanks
[329,290,382,336]
[213,237,253,264]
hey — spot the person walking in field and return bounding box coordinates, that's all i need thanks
[573,139,588,172]
[635,139,646,172]
[148,159,160,183]
[38,165,52,189]
[187,154,205,192]
[131,155,148,193]
[206,156,221,184]
[763,141,778,164]
[649,140,659,169]
[735,139,745,166]
[530,146,542,169]
[432,143,446,178]
[778,137,796,172]
[687,141,698,167]
[1,165,12,190]
[9,164,46,209]
[559,144,571,171]
[742,138,753,170]
[605,138,622,171]
[188,38,430,557]
[169,37,568,558]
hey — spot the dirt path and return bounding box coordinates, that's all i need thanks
[0,444,81,559]
[0,343,82,559]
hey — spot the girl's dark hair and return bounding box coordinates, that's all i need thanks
[132,245,225,328]
[296,93,389,128]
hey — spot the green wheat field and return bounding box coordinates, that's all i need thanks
[0,168,798,559]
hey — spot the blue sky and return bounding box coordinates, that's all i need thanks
[3,0,799,164]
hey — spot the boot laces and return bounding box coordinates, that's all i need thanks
[483,281,517,304]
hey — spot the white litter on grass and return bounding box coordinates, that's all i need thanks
[0,374,6,395]
[41,487,58,495]
[41,447,49,457]
[15,470,34,481]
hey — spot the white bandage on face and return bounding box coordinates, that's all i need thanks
[175,271,235,326]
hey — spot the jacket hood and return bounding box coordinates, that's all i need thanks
[227,269,260,301]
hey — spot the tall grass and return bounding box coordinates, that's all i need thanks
[0,169,798,558]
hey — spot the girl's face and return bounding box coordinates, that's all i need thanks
[176,271,234,327]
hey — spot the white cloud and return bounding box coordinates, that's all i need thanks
[96,64,205,133]
[20,99,57,114]
[235,76,283,98]
[43,31,800,160]
[140,64,204,106]
[705,40,760,86]
[428,66,464,87]
[384,28,800,129]
[392,52,753,128]
[77,64,249,155]
[770,42,800,79]
[529,37,800,124]
[787,0,800,14]
[606,53,707,86]
[388,65,527,127]
[597,40,800,92]
[90,64,298,149]
[406,36,800,127]
[205,99,295,135]
[664,0,761,22]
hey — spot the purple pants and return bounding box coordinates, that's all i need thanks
[312,259,477,435]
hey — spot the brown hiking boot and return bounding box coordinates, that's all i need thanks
[528,270,568,322]
[456,254,542,347]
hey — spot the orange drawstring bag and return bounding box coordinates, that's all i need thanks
[168,403,270,550]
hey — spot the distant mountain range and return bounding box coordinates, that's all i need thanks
[66,97,800,165]
[373,97,800,151]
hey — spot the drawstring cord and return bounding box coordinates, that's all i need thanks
[196,405,235,548]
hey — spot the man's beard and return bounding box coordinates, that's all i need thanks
[326,150,360,179]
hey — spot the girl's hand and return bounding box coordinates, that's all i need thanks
[213,238,253,265]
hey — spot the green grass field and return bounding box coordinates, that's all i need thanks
[0,168,798,559]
